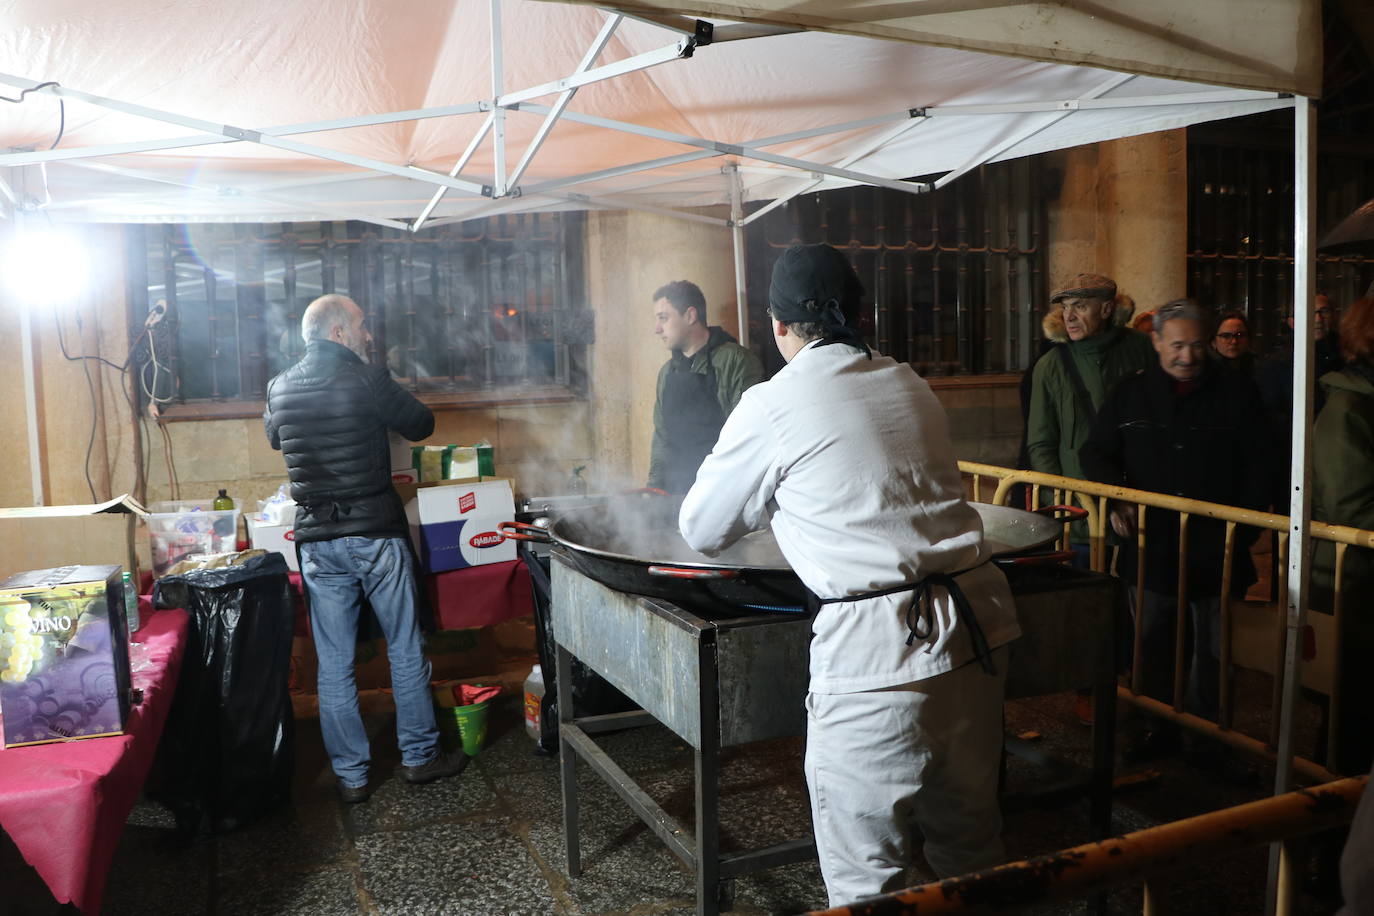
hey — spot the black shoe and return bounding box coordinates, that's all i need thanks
[1123,727,1182,764]
[339,780,372,804]
[401,748,469,785]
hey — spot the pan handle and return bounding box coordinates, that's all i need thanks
[997,550,1077,567]
[1035,504,1088,523]
[498,521,552,543]
[647,565,740,580]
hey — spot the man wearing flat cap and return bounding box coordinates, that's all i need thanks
[679,244,1020,908]
[1026,272,1154,490]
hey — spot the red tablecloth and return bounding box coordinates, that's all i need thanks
[289,558,534,636]
[0,606,189,914]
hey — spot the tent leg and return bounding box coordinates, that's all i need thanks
[728,164,749,349]
[1266,93,1316,916]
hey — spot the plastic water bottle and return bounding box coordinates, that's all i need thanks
[122,571,140,640]
[523,665,545,742]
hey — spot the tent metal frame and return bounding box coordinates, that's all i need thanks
[0,7,1321,908]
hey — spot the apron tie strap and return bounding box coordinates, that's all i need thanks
[811,567,998,676]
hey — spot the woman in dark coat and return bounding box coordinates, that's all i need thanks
[1210,309,1256,377]
[1311,295,1374,777]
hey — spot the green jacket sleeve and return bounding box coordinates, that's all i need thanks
[1314,393,1374,531]
[647,363,670,490]
[714,343,764,415]
[1025,356,1063,476]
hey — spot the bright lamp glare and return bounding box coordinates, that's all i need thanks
[2,229,89,303]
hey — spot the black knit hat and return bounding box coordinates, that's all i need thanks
[768,244,870,357]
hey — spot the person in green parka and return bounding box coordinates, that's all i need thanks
[1025,273,1154,726]
[1311,294,1374,777]
[1026,273,1156,483]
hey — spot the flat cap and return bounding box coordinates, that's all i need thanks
[1050,273,1116,303]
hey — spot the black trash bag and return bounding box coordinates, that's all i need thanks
[521,546,635,757]
[150,552,295,836]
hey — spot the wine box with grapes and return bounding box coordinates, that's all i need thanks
[0,565,132,748]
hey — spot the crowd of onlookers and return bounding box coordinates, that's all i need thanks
[1017,273,1374,779]
[1015,273,1374,907]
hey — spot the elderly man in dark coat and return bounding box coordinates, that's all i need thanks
[1080,299,1270,765]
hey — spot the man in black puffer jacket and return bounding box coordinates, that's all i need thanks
[265,294,465,803]
[1081,298,1269,772]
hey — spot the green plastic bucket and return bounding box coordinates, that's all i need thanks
[442,699,490,756]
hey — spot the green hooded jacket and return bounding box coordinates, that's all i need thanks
[647,326,764,490]
[1026,324,1156,481]
[1312,367,1374,614]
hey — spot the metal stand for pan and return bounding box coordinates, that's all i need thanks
[550,551,1121,916]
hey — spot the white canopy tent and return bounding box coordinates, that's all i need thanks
[0,1,1328,904]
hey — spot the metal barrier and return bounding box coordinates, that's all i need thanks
[806,776,1367,916]
[960,461,1374,781]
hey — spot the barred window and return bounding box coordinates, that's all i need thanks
[1187,128,1374,354]
[745,158,1047,377]
[125,215,590,416]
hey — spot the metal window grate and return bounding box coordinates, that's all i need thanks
[1187,136,1374,353]
[127,215,589,404]
[745,159,1046,376]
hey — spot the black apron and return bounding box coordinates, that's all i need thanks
[660,343,726,495]
[807,564,999,675]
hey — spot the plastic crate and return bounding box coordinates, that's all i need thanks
[146,499,241,578]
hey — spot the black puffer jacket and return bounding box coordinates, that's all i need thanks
[264,339,434,543]
[1079,363,1270,598]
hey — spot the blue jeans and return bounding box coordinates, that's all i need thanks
[300,536,438,787]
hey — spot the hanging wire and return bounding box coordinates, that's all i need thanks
[0,81,65,150]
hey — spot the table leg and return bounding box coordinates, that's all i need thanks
[1089,680,1115,839]
[1089,680,1116,916]
[556,642,581,877]
[696,639,721,916]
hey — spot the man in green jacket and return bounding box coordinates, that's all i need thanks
[647,280,764,494]
[1026,273,1155,482]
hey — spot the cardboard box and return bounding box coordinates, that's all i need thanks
[246,516,300,572]
[0,495,143,583]
[0,565,132,747]
[404,477,516,572]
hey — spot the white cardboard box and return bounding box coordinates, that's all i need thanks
[403,477,516,572]
[246,516,300,572]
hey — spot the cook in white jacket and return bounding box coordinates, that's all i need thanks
[680,244,1021,908]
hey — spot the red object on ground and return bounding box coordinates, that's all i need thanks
[288,559,533,636]
[455,683,502,705]
[0,608,190,914]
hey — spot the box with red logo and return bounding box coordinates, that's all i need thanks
[403,477,516,572]
[389,433,419,484]
[246,516,300,572]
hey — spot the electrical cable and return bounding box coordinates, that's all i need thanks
[78,343,99,502]
[0,81,65,150]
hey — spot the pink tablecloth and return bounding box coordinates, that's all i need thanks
[289,559,534,635]
[0,607,190,914]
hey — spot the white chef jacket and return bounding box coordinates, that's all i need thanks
[680,340,1021,693]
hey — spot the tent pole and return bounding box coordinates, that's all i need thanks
[1266,93,1315,915]
[490,0,507,198]
[11,207,46,506]
[727,164,748,349]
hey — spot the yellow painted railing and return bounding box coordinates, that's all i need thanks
[808,776,1367,916]
[960,461,1373,780]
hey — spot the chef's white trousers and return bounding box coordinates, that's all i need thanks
[803,646,1009,909]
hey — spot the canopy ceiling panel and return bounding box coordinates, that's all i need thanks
[573,0,1323,96]
[0,0,1310,225]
